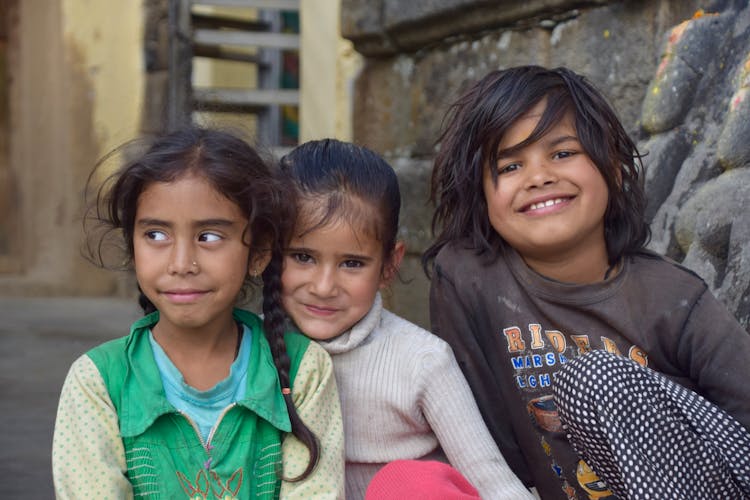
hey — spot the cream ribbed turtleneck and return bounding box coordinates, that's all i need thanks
[314,293,534,500]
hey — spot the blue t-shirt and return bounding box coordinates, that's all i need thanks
[149,325,252,442]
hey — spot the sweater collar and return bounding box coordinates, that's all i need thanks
[119,309,291,437]
[316,292,382,355]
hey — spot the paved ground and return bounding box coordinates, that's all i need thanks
[0,297,141,499]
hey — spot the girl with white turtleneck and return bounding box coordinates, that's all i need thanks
[278,139,535,500]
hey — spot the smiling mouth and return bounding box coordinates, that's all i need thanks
[525,197,572,212]
[163,290,207,303]
[304,304,338,316]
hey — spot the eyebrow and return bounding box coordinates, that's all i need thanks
[496,134,580,160]
[341,253,375,262]
[546,134,580,148]
[135,218,239,228]
[286,245,375,262]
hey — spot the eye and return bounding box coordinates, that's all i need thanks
[497,162,521,175]
[291,252,313,264]
[145,230,168,241]
[341,259,365,269]
[198,232,222,243]
[553,150,576,160]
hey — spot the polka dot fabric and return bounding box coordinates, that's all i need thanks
[553,350,750,499]
[52,355,133,498]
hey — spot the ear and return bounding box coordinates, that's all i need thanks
[248,250,272,278]
[380,241,406,288]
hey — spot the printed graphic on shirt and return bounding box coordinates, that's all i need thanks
[576,460,615,500]
[503,323,641,500]
[176,468,243,499]
[127,442,281,498]
[528,395,562,433]
[561,480,577,500]
[503,323,648,394]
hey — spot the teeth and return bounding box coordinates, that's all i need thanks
[530,198,565,211]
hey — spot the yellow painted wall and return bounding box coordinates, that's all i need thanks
[62,0,144,155]
[300,0,362,141]
[0,0,144,296]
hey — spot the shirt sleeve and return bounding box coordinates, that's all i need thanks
[418,340,535,500]
[52,354,133,499]
[676,287,750,431]
[280,340,345,499]
[430,259,533,486]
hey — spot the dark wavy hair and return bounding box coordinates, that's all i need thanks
[279,138,401,273]
[422,65,650,275]
[83,126,319,479]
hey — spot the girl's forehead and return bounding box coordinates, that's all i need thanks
[295,195,381,241]
[499,103,576,150]
[138,172,239,215]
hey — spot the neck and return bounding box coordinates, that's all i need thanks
[152,317,241,390]
[522,247,612,285]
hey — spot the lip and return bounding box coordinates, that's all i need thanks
[162,289,208,303]
[520,195,574,214]
[303,303,339,317]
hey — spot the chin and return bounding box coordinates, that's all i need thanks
[291,320,334,340]
[307,329,341,341]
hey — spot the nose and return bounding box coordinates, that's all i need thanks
[309,265,337,297]
[167,241,198,275]
[524,157,558,189]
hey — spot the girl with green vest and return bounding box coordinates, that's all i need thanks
[52,127,345,499]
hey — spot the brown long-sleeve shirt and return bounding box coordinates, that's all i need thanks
[430,243,750,500]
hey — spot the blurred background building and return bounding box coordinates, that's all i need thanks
[0,0,361,298]
[0,0,748,330]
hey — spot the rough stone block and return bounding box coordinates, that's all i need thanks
[640,128,691,222]
[641,13,728,134]
[343,0,610,56]
[716,52,750,170]
[352,57,416,154]
[353,28,549,156]
[384,252,431,329]
[547,1,687,132]
[675,168,750,328]
[641,56,700,133]
[391,157,433,253]
[340,0,394,56]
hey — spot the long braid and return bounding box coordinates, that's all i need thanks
[262,251,320,480]
[137,288,156,314]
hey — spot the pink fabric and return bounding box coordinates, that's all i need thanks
[365,460,481,499]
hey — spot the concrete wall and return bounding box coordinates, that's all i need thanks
[341,0,750,330]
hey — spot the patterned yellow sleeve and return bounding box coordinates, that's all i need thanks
[280,341,345,499]
[52,354,133,499]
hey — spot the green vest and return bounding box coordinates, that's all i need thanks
[88,309,310,499]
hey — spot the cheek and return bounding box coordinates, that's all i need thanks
[132,244,152,272]
[358,272,386,301]
[280,263,305,294]
[482,178,498,215]
[483,184,510,223]
[280,270,294,294]
[591,173,611,214]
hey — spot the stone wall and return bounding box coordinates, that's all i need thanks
[341,0,750,330]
